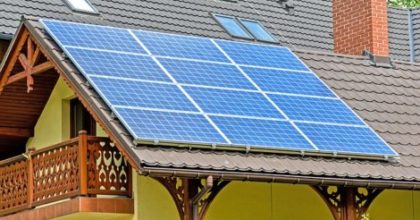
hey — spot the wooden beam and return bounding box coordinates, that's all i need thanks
[0,127,33,137]
[6,61,54,85]
[0,30,29,93]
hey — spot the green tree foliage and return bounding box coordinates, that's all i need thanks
[388,0,420,8]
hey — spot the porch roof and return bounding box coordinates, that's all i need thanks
[9,17,420,189]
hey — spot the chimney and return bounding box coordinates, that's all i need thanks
[333,0,389,57]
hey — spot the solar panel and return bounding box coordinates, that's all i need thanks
[242,67,335,97]
[116,108,228,144]
[184,87,283,118]
[211,116,313,149]
[67,47,171,81]
[159,58,255,89]
[134,31,229,62]
[215,40,310,71]
[90,76,197,111]
[269,95,364,125]
[42,20,146,53]
[41,19,398,159]
[296,123,396,155]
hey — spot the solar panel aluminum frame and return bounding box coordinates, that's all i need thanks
[40,19,399,161]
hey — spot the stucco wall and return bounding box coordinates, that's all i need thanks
[26,77,75,149]
[133,176,420,220]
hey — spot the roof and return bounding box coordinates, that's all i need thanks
[2,0,420,62]
[135,51,420,187]
[0,0,332,50]
[0,0,417,63]
[19,17,420,189]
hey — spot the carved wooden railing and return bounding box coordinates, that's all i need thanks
[0,131,131,216]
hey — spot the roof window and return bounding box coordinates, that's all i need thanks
[213,14,253,39]
[213,14,277,43]
[64,0,98,14]
[239,19,276,42]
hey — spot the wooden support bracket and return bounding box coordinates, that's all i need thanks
[154,176,229,220]
[0,34,53,94]
[312,186,382,220]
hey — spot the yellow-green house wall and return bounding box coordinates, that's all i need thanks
[32,79,420,220]
[134,176,420,220]
[26,77,75,149]
[26,77,107,150]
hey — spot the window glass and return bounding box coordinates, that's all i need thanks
[214,15,252,39]
[66,0,97,13]
[70,99,96,138]
[239,19,276,42]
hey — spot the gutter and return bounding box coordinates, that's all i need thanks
[408,9,415,63]
[140,167,420,191]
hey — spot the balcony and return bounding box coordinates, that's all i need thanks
[0,131,133,219]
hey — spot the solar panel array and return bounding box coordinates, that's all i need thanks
[41,19,398,158]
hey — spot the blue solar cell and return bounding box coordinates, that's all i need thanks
[66,48,171,81]
[159,58,255,89]
[269,94,364,125]
[242,67,335,97]
[296,123,396,155]
[185,87,282,118]
[134,31,229,62]
[90,76,197,111]
[115,108,228,144]
[211,116,313,149]
[215,40,310,71]
[42,20,146,53]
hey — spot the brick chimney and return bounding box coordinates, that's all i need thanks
[333,0,389,57]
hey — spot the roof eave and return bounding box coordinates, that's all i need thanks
[140,166,420,190]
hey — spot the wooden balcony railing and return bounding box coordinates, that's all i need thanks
[0,131,132,216]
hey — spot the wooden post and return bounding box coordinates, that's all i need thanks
[127,167,133,198]
[78,130,88,195]
[26,148,35,209]
[344,188,356,220]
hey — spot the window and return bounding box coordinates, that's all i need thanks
[213,14,277,43]
[70,99,96,138]
[213,15,253,39]
[64,0,98,14]
[239,19,277,42]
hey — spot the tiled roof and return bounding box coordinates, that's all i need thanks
[2,0,420,61]
[0,0,333,52]
[2,0,420,62]
[21,18,420,188]
[388,7,410,61]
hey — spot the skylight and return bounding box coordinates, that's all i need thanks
[213,14,277,43]
[64,0,98,14]
[213,15,253,39]
[239,19,276,42]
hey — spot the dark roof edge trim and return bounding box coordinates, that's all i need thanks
[140,167,420,190]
